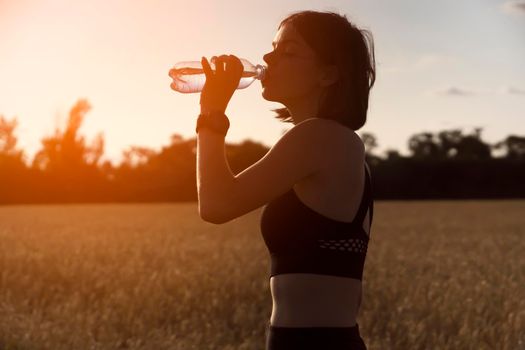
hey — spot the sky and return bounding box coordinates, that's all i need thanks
[1,0,524,165]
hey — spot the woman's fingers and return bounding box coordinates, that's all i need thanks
[229,55,243,75]
[211,56,218,72]
[215,55,224,75]
[203,54,242,80]
[201,56,212,77]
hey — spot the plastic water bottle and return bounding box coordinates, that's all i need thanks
[169,57,267,93]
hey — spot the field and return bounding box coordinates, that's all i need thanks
[0,200,524,350]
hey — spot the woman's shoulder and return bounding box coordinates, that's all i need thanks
[300,118,364,152]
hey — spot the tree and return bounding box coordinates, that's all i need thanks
[359,132,378,156]
[0,115,29,203]
[32,99,105,171]
[30,99,108,202]
[121,146,156,167]
[384,149,403,161]
[437,129,463,158]
[0,115,24,161]
[408,132,442,160]
[494,135,525,160]
[454,130,492,160]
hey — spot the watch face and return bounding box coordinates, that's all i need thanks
[210,113,229,126]
[197,112,229,135]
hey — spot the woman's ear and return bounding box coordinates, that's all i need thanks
[319,64,339,87]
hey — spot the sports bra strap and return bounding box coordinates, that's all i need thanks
[352,164,372,227]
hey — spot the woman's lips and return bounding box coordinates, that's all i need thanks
[262,74,272,85]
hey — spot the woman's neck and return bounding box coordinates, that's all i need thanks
[286,88,324,125]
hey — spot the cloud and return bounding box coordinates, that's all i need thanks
[430,85,525,97]
[500,86,525,95]
[433,86,476,96]
[502,0,525,16]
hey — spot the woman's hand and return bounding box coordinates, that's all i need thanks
[200,54,244,114]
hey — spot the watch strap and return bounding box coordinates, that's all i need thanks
[196,111,230,136]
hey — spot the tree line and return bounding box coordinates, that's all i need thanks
[1,99,523,204]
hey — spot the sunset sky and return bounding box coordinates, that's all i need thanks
[1,0,524,164]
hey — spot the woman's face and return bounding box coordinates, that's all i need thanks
[262,23,324,105]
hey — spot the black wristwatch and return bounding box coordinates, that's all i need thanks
[196,110,230,136]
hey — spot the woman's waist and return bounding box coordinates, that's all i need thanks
[269,273,361,327]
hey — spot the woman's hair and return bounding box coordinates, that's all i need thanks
[271,10,376,131]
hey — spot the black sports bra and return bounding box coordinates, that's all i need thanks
[260,164,373,280]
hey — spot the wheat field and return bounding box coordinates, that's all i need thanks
[0,200,523,350]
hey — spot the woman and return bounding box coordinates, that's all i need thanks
[194,10,375,350]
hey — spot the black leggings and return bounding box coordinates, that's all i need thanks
[265,322,367,350]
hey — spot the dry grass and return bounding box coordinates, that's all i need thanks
[0,200,523,350]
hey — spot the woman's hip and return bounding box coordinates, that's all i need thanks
[265,321,367,350]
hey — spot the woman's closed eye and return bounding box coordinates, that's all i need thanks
[273,47,295,57]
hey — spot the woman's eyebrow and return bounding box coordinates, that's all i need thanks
[272,39,300,47]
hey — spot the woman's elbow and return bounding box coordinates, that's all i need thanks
[199,205,227,224]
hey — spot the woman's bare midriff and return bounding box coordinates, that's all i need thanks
[270,274,362,327]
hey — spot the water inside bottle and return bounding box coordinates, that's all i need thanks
[171,66,259,93]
